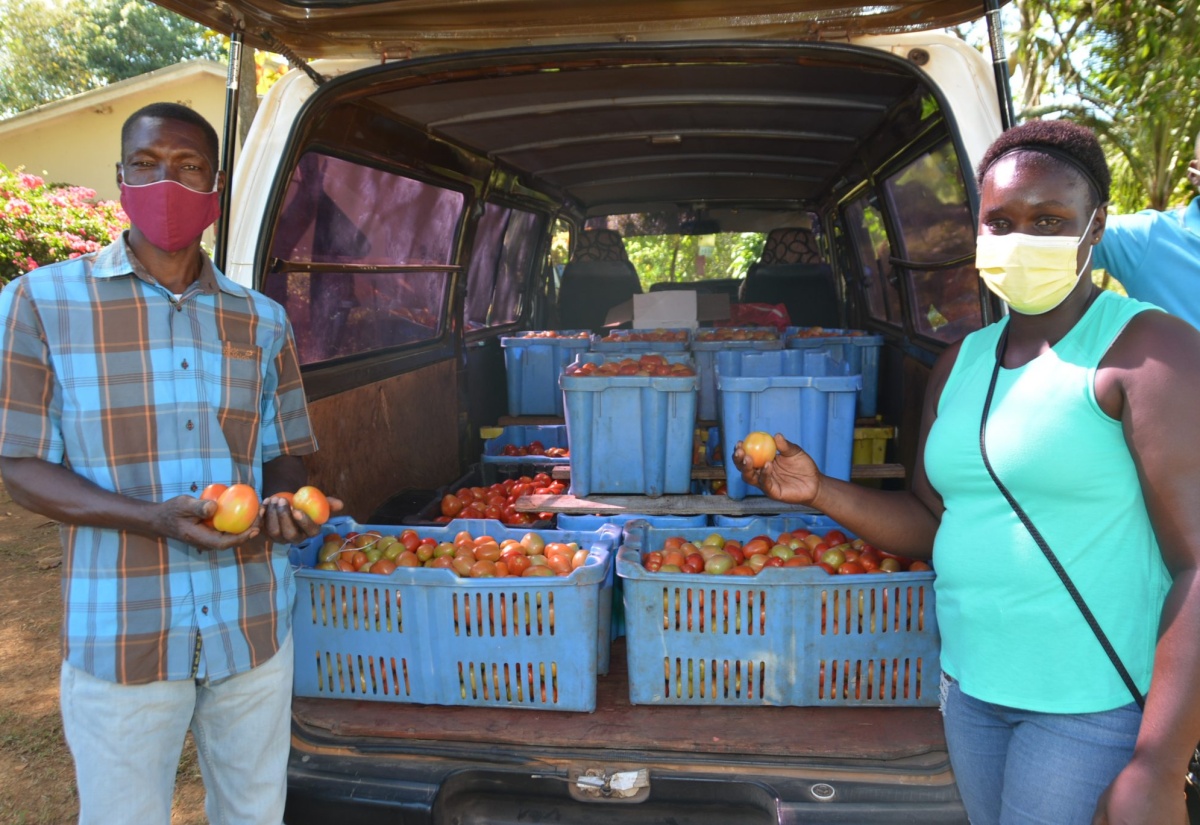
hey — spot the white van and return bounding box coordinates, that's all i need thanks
[152,2,1009,821]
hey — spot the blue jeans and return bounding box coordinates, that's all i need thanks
[60,632,294,825]
[940,673,1141,825]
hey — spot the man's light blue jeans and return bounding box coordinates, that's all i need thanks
[940,673,1141,825]
[60,633,293,825]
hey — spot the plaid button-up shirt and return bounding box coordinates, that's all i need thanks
[0,236,317,685]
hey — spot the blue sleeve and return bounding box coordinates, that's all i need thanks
[1093,211,1158,292]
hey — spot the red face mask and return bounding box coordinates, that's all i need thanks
[119,179,221,253]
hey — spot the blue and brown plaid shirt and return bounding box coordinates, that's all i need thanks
[0,235,317,685]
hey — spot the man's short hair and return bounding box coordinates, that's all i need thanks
[977,119,1111,206]
[121,102,220,167]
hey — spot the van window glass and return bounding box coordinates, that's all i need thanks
[466,204,544,330]
[883,144,982,342]
[270,152,464,266]
[265,152,465,365]
[265,269,447,366]
[844,194,902,326]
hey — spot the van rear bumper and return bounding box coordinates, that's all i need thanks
[285,749,968,825]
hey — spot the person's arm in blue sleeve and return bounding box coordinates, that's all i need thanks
[1093,209,1157,292]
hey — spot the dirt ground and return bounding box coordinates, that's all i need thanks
[0,482,206,824]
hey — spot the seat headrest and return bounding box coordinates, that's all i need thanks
[759,227,823,266]
[572,229,629,263]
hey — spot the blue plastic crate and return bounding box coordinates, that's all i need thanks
[289,518,621,711]
[690,328,784,422]
[618,522,939,707]
[561,352,698,497]
[786,327,884,418]
[716,350,861,500]
[556,513,709,531]
[500,331,593,416]
[591,328,691,352]
[480,425,570,484]
[712,513,843,534]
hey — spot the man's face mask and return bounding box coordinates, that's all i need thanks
[119,177,221,253]
[975,209,1097,316]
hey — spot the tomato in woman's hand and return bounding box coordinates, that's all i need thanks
[742,431,778,468]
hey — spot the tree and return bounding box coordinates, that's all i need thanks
[1007,0,1200,212]
[0,0,224,116]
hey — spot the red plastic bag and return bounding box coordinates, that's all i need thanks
[716,302,791,331]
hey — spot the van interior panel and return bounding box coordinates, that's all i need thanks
[303,360,462,520]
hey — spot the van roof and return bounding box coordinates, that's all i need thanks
[152,0,1000,58]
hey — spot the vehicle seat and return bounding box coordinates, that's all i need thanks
[556,229,643,331]
[739,227,840,327]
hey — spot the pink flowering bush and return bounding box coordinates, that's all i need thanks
[0,164,127,284]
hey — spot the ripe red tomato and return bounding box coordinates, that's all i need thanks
[824,530,848,546]
[199,483,227,528]
[211,483,259,534]
[742,431,778,468]
[837,562,866,575]
[292,485,331,525]
[440,494,464,517]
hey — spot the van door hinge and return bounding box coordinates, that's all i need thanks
[258,30,326,86]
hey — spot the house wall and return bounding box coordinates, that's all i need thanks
[0,69,227,203]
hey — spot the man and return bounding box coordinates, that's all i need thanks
[0,102,337,824]
[1093,129,1200,328]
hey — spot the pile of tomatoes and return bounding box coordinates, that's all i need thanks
[598,328,690,343]
[499,440,569,458]
[789,326,870,340]
[565,354,696,378]
[640,527,931,577]
[313,527,589,578]
[694,328,779,342]
[518,330,592,339]
[436,472,562,525]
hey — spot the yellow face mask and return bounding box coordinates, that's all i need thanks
[975,212,1096,315]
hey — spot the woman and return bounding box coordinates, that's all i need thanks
[736,120,1200,825]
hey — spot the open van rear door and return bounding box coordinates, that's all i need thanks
[151,0,1003,58]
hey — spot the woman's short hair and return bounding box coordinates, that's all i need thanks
[977,119,1110,205]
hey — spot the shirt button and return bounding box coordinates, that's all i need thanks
[190,482,198,492]
[186,420,194,431]
[181,359,189,370]
[201,606,209,615]
[176,303,183,312]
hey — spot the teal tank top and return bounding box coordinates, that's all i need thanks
[924,290,1172,712]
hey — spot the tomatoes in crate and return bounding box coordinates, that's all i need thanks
[640,529,931,577]
[435,473,562,525]
[312,527,588,579]
[565,353,695,377]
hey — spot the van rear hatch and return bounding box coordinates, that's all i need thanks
[150,0,998,57]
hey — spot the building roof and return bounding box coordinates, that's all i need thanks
[0,59,227,138]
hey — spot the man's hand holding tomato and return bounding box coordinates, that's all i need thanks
[260,488,343,545]
[733,433,823,505]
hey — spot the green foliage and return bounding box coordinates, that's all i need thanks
[1011,0,1200,212]
[624,233,763,291]
[0,0,223,116]
[0,164,127,284]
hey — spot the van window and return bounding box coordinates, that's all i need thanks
[883,143,982,342]
[465,204,544,331]
[844,193,903,327]
[264,152,466,365]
